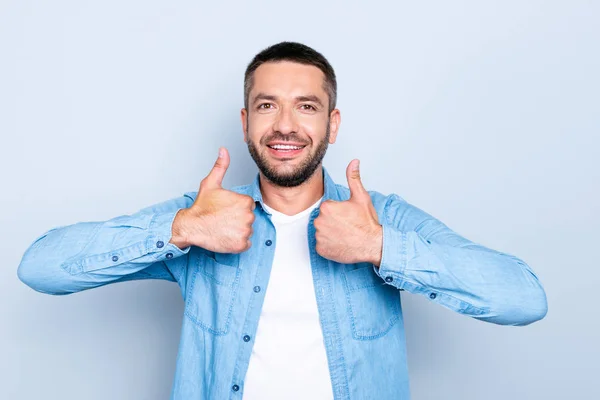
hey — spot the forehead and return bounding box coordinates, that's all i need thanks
[250,61,327,99]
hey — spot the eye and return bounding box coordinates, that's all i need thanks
[258,103,273,110]
[300,104,316,111]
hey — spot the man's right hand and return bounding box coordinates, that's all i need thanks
[169,147,256,253]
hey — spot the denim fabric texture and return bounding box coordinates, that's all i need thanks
[18,167,548,399]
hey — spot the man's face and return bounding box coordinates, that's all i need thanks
[241,61,340,187]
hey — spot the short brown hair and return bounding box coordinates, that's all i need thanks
[244,41,337,112]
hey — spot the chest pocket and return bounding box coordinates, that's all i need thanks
[184,250,241,336]
[341,262,401,340]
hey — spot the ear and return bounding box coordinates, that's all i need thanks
[240,108,248,143]
[328,109,341,144]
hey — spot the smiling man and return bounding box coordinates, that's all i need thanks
[17,42,548,400]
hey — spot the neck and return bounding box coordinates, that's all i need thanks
[260,165,324,216]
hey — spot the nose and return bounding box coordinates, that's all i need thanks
[272,105,298,135]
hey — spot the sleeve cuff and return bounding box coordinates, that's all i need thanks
[372,224,407,289]
[148,208,192,259]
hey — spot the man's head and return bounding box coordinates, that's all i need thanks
[241,42,341,187]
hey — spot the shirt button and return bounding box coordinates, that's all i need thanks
[112,255,119,262]
[166,252,173,259]
[430,292,437,299]
[232,384,239,392]
[253,286,261,293]
[265,240,272,246]
[426,239,431,244]
[385,276,393,283]
[243,335,251,342]
[156,240,164,248]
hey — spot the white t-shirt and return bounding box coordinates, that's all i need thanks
[243,196,333,400]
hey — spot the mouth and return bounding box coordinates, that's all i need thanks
[266,143,307,158]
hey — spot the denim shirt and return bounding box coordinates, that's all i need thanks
[17,167,548,400]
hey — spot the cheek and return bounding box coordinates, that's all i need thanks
[247,116,271,142]
[298,120,326,143]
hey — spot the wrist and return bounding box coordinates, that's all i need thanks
[169,208,192,250]
[369,225,383,267]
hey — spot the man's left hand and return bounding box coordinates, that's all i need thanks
[314,160,383,267]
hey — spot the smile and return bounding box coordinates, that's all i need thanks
[267,144,306,151]
[266,144,306,158]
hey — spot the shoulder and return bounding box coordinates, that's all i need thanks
[332,183,407,220]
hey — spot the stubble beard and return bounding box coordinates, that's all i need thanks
[246,120,330,188]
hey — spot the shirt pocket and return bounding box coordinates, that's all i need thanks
[184,250,241,335]
[341,262,401,340]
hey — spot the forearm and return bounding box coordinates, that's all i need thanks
[18,194,194,295]
[374,195,548,326]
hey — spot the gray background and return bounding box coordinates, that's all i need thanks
[1,1,597,399]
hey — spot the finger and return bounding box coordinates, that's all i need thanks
[319,199,336,212]
[204,147,230,188]
[346,159,367,199]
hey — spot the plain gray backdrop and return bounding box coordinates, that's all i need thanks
[1,1,597,399]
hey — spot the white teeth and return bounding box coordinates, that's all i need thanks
[270,144,303,150]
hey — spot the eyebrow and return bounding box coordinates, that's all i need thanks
[252,93,325,108]
[296,95,324,108]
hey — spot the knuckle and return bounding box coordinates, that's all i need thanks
[235,241,247,253]
[313,217,322,229]
[320,201,332,212]
[199,178,208,190]
[238,225,252,238]
[315,242,324,255]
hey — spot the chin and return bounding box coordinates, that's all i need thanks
[269,164,303,177]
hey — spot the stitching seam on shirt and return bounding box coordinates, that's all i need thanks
[61,240,149,275]
[395,276,488,315]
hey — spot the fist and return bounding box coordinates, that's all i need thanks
[171,147,255,253]
[314,160,383,266]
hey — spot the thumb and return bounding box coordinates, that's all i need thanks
[204,147,230,188]
[346,159,367,200]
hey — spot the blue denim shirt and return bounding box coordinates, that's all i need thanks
[17,167,548,399]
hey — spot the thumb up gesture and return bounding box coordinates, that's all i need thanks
[313,160,383,266]
[170,147,256,253]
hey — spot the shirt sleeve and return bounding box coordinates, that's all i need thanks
[372,194,548,326]
[17,192,196,295]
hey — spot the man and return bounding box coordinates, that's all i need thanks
[18,41,548,400]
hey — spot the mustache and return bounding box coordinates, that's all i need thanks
[262,133,309,145]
